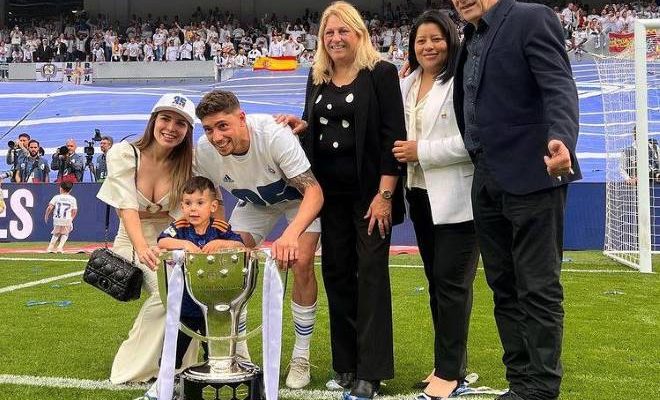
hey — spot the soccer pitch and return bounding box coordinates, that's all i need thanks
[0,251,658,400]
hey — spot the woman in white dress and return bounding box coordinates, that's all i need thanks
[97,93,198,384]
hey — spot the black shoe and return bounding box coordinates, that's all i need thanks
[335,372,356,390]
[414,380,462,400]
[412,380,429,389]
[496,390,525,400]
[346,379,380,399]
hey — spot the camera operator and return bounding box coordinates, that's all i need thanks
[621,126,660,184]
[94,135,113,182]
[6,132,30,182]
[51,139,84,183]
[17,139,50,183]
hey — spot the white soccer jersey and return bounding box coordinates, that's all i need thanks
[50,194,77,226]
[194,114,311,207]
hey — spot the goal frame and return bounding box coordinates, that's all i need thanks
[602,19,660,273]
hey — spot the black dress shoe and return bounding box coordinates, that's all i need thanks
[496,390,525,400]
[349,379,380,399]
[412,380,429,389]
[335,372,356,390]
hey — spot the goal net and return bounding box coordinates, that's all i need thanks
[595,20,660,273]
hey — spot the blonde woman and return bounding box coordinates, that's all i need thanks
[277,2,406,399]
[97,93,201,384]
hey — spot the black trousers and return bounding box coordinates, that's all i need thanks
[406,188,478,381]
[175,315,208,369]
[472,158,565,400]
[320,194,394,381]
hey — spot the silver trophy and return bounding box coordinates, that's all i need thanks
[158,249,265,400]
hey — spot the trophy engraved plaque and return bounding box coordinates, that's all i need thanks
[159,249,264,400]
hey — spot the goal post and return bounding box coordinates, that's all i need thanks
[596,19,660,273]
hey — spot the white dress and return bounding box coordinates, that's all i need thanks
[97,141,197,383]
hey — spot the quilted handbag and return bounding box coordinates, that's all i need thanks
[83,248,143,302]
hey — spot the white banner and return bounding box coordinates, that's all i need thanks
[34,62,64,82]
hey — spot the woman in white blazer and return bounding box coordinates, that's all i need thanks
[393,11,479,400]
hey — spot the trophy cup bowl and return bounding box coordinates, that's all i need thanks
[158,249,264,400]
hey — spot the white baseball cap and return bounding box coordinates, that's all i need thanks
[151,93,196,126]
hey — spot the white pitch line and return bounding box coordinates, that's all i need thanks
[0,271,83,294]
[0,257,87,262]
[311,262,644,273]
[0,374,497,399]
[0,374,148,392]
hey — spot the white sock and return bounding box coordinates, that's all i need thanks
[291,301,316,360]
[235,308,250,359]
[56,234,69,251]
[47,235,59,252]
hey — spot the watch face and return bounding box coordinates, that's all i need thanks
[382,190,393,199]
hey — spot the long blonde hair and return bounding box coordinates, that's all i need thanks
[312,1,381,85]
[133,112,193,207]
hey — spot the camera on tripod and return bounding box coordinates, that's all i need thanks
[84,129,103,162]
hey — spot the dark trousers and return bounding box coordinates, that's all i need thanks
[472,158,565,400]
[320,194,394,381]
[175,315,208,369]
[406,188,479,381]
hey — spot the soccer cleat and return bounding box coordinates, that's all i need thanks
[285,357,311,389]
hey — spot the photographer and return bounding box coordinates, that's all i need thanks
[17,139,50,183]
[621,126,660,185]
[51,139,84,183]
[6,132,30,182]
[94,135,113,182]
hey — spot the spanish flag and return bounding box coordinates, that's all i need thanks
[253,56,298,71]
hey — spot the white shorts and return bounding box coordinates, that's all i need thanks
[229,199,321,245]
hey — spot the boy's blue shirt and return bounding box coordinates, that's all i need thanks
[158,218,243,318]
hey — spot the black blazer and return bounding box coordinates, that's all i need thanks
[300,61,407,224]
[35,45,52,62]
[453,0,581,195]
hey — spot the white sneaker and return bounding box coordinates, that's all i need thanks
[285,357,311,389]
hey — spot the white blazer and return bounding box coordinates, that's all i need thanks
[400,69,474,224]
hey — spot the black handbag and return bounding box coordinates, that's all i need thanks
[83,144,143,301]
[83,246,143,302]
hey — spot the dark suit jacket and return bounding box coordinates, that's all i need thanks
[300,61,407,224]
[35,45,52,62]
[453,0,581,195]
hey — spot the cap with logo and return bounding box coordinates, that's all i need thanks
[151,93,196,126]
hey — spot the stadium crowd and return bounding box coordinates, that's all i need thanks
[1,1,657,67]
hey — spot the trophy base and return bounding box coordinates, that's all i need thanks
[180,365,264,400]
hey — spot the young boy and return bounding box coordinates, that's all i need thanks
[139,176,245,400]
[44,181,77,253]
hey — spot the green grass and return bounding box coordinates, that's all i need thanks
[0,251,658,399]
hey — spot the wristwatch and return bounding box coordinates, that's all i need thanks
[379,189,393,200]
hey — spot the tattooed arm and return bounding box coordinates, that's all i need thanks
[270,168,323,266]
[283,168,324,238]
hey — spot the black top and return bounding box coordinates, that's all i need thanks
[313,80,358,195]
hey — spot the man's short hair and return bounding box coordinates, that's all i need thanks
[101,135,114,145]
[60,181,73,192]
[196,90,241,120]
[182,176,218,198]
[28,139,40,147]
[18,133,30,140]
